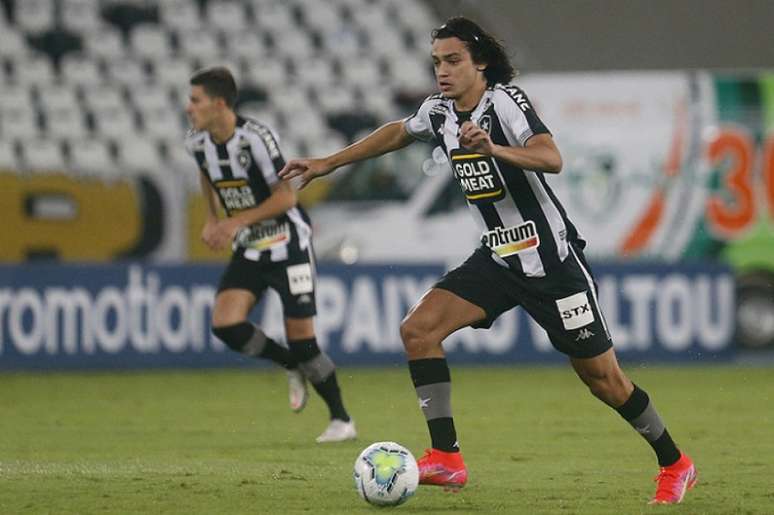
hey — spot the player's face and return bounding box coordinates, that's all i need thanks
[431,37,484,99]
[186,85,218,131]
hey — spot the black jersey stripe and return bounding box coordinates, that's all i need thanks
[489,111,561,270]
[215,143,234,180]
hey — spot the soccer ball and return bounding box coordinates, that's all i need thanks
[353,441,419,507]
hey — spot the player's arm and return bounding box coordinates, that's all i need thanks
[278,120,415,188]
[459,122,562,173]
[200,173,226,250]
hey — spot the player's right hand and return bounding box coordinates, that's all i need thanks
[278,158,332,189]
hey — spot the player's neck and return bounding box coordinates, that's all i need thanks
[209,111,237,144]
[453,80,487,112]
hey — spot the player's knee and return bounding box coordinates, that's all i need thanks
[212,321,253,352]
[400,315,435,353]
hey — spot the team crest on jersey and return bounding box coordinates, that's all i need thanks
[216,179,256,211]
[237,148,252,169]
[481,221,539,257]
[450,148,506,204]
[478,115,492,134]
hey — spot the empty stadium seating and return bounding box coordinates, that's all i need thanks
[0,0,438,184]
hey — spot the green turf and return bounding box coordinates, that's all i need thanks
[1,365,772,514]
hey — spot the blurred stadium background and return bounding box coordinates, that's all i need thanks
[2,0,774,513]
[1,0,772,366]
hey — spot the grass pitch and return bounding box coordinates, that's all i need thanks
[1,364,772,514]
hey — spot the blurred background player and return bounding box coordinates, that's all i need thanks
[280,17,696,502]
[184,66,355,443]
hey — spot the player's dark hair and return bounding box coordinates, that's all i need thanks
[190,66,238,108]
[432,16,515,86]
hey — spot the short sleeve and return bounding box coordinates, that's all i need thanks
[494,87,550,146]
[246,121,286,187]
[403,95,443,142]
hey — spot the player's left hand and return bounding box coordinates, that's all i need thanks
[204,219,242,250]
[458,121,495,155]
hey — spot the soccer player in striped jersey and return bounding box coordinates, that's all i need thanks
[184,67,355,443]
[280,17,696,503]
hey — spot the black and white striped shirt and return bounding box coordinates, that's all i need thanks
[184,115,312,263]
[404,84,583,277]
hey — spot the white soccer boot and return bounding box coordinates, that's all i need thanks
[315,419,357,443]
[287,368,308,413]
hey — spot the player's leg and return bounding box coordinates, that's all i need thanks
[570,350,696,504]
[400,287,487,489]
[285,316,356,442]
[211,289,297,368]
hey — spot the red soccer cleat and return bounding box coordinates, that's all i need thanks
[649,452,697,504]
[417,448,468,491]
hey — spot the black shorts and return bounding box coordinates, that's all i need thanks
[217,249,316,319]
[435,244,612,359]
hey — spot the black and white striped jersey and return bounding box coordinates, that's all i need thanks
[404,84,584,278]
[184,115,312,263]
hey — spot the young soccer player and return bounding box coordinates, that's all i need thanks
[280,17,696,503]
[184,67,355,443]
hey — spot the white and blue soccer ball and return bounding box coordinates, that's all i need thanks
[353,441,419,507]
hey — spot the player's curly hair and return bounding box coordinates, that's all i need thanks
[431,16,515,86]
[190,66,238,108]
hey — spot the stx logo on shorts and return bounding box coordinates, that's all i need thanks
[216,179,256,211]
[556,291,595,330]
[481,221,539,257]
[450,148,505,204]
[287,263,313,296]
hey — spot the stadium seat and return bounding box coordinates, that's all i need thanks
[140,106,186,141]
[0,140,20,171]
[9,55,56,85]
[82,29,125,60]
[340,59,382,89]
[176,30,223,62]
[36,84,80,112]
[119,137,164,171]
[82,85,126,112]
[270,88,312,116]
[289,56,338,89]
[152,58,195,88]
[358,85,398,121]
[205,1,250,32]
[67,138,115,176]
[129,86,173,112]
[60,55,103,87]
[319,26,362,58]
[104,57,148,87]
[271,30,316,61]
[0,86,34,113]
[0,107,40,140]
[92,106,137,138]
[243,58,289,90]
[252,2,295,32]
[15,0,55,33]
[61,0,103,33]
[20,138,64,172]
[0,29,28,58]
[45,106,89,139]
[297,1,341,33]
[159,0,202,31]
[315,84,358,115]
[222,31,270,62]
[130,24,173,60]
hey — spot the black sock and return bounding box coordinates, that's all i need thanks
[616,384,681,466]
[409,358,459,453]
[212,322,296,369]
[289,338,349,421]
[310,373,350,422]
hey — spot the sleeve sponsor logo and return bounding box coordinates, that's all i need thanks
[215,179,256,211]
[481,221,540,257]
[450,149,506,204]
[556,291,595,330]
[236,221,290,251]
[287,263,314,296]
